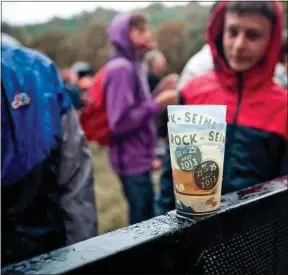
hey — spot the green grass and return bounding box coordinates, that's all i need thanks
[90,143,161,235]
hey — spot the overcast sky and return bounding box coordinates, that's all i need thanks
[2,1,214,26]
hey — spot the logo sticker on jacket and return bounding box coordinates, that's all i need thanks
[11,93,31,109]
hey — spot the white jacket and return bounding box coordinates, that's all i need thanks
[274,63,288,88]
[177,44,213,91]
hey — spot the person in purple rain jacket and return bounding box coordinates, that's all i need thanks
[105,12,178,225]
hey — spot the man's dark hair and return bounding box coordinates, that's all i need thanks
[129,13,147,30]
[280,29,288,63]
[226,1,277,27]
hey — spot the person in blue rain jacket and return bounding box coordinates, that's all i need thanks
[1,43,97,265]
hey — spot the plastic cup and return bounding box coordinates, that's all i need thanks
[167,122,227,216]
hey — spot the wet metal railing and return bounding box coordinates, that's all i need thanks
[2,176,288,275]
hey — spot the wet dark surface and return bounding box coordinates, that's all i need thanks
[2,176,287,275]
[220,176,287,209]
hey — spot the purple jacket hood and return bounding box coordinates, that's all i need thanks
[108,12,135,61]
[105,13,161,176]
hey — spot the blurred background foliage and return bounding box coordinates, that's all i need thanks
[2,2,287,74]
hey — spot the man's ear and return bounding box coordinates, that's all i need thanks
[129,28,138,44]
[128,29,133,42]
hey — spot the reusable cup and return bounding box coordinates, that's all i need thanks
[167,105,227,217]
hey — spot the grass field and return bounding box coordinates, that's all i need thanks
[90,143,161,235]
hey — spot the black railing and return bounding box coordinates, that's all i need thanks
[2,176,288,275]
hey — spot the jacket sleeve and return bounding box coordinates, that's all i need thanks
[50,63,97,245]
[58,108,97,245]
[106,64,161,135]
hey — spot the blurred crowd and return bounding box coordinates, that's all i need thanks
[2,1,288,266]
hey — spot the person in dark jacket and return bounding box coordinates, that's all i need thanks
[145,50,167,94]
[156,1,288,215]
[1,44,97,265]
[144,50,179,170]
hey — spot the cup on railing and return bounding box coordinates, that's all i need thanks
[167,105,227,217]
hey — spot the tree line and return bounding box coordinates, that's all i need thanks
[2,2,287,74]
